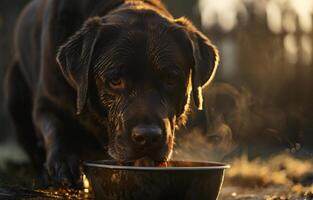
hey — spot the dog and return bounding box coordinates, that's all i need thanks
[4,0,219,186]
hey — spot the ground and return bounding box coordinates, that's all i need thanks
[220,154,313,200]
[0,139,312,199]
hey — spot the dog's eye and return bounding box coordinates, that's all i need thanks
[108,77,125,90]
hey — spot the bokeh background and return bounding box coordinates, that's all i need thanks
[0,0,313,199]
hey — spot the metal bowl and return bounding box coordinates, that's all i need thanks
[84,160,230,200]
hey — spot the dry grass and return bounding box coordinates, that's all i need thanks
[221,154,313,200]
[225,154,313,188]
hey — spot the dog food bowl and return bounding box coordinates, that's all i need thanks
[84,160,230,200]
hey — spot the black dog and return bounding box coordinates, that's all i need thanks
[5,0,218,186]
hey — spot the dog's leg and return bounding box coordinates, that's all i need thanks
[32,99,92,187]
[4,61,46,174]
[32,94,111,186]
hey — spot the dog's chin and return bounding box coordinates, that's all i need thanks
[133,157,161,167]
[108,147,172,166]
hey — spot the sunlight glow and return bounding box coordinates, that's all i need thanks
[83,174,90,189]
[198,0,247,32]
[266,1,282,34]
[300,35,312,65]
[283,34,298,64]
[198,0,313,65]
[199,0,313,33]
[282,12,296,33]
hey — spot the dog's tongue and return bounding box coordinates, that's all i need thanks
[134,157,168,167]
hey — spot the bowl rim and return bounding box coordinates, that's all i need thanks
[84,160,231,171]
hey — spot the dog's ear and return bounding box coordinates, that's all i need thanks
[175,17,219,110]
[56,17,103,115]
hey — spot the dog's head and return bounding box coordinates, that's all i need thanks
[56,6,218,162]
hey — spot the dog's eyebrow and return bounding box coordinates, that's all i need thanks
[157,66,184,77]
[94,61,124,78]
[93,45,128,77]
[94,30,144,74]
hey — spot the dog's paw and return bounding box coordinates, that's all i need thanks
[46,149,83,188]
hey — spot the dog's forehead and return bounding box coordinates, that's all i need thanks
[95,23,190,74]
[92,7,193,75]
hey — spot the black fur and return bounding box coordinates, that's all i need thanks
[5,0,219,186]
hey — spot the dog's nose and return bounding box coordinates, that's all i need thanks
[131,125,162,146]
